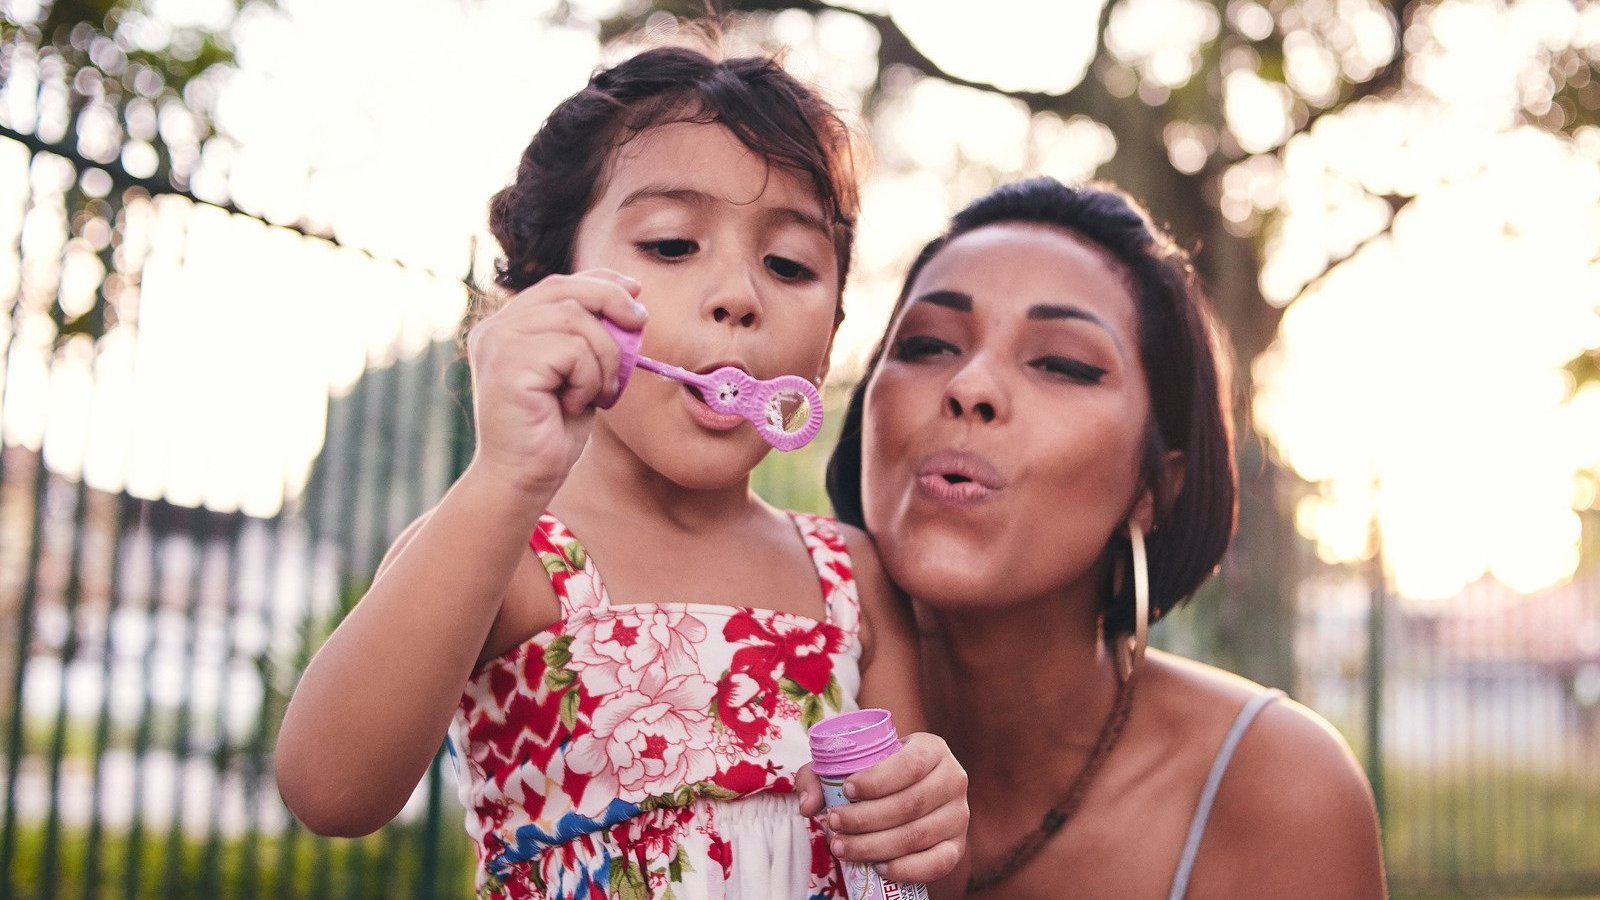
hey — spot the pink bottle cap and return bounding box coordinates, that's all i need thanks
[598,318,643,409]
[808,708,902,777]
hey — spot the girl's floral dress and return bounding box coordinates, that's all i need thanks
[448,512,863,900]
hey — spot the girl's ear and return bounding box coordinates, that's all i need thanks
[1132,449,1185,532]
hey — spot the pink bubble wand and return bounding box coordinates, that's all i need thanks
[597,319,824,452]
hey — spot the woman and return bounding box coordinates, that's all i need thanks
[825,178,1386,898]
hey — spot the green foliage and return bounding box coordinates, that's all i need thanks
[4,819,477,899]
[750,382,851,515]
[1383,764,1600,896]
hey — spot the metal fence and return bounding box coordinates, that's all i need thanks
[1,125,1598,900]
[1295,573,1600,898]
[0,124,479,899]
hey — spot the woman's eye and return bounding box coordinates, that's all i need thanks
[1031,355,1107,384]
[638,239,697,260]
[890,335,959,361]
[764,255,816,282]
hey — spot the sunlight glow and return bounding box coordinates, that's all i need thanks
[1106,0,1220,89]
[1255,114,1600,598]
[886,0,1103,94]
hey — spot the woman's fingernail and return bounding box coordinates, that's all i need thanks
[844,782,859,800]
[605,375,618,398]
[874,864,888,877]
[630,300,646,316]
[828,812,841,831]
[831,838,845,856]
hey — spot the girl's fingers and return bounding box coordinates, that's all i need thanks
[479,298,629,410]
[569,269,648,331]
[500,270,647,331]
[827,799,968,872]
[550,335,605,415]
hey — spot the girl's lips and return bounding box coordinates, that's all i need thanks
[680,383,745,431]
[914,451,1004,504]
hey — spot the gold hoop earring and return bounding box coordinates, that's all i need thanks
[1115,523,1149,683]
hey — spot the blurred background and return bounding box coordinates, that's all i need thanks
[0,0,1596,897]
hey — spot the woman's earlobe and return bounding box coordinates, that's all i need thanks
[1135,450,1187,532]
[1163,449,1186,504]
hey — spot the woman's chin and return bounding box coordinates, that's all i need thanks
[879,539,1003,605]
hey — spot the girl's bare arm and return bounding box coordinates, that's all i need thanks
[274,272,645,837]
[274,472,546,836]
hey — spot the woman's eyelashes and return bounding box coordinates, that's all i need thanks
[890,334,959,361]
[1030,355,1108,385]
[891,333,1108,385]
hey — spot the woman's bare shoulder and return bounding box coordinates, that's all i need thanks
[1142,651,1372,808]
[1141,652,1386,898]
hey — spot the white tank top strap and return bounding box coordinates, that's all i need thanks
[1167,688,1285,900]
[787,512,861,641]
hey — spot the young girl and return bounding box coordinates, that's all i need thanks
[274,46,969,900]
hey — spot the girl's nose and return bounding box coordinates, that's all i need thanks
[704,262,762,329]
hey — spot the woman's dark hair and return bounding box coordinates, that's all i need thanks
[480,45,859,324]
[826,177,1237,636]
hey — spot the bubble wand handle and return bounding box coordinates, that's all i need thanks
[597,318,825,452]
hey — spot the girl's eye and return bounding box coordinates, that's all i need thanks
[764,255,816,282]
[1031,356,1108,385]
[638,239,697,260]
[890,335,959,362]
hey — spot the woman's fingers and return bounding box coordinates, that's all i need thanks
[868,838,966,888]
[820,732,969,883]
[828,800,968,879]
[833,733,966,828]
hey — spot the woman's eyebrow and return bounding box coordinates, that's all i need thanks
[1027,303,1108,328]
[1028,303,1126,351]
[912,290,973,311]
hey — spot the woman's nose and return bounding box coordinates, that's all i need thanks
[943,357,1006,424]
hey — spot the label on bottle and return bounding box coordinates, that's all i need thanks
[818,774,931,900]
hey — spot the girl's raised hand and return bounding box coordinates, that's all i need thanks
[465,269,648,499]
[798,731,970,889]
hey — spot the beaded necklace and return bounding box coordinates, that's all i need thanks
[966,673,1138,893]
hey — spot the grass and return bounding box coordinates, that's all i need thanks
[2,819,478,900]
[1381,763,1600,898]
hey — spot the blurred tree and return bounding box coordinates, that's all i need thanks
[1,0,276,344]
[578,0,1600,687]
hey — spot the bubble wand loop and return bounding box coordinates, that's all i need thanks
[597,318,825,452]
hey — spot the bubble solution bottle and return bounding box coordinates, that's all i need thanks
[808,709,931,900]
